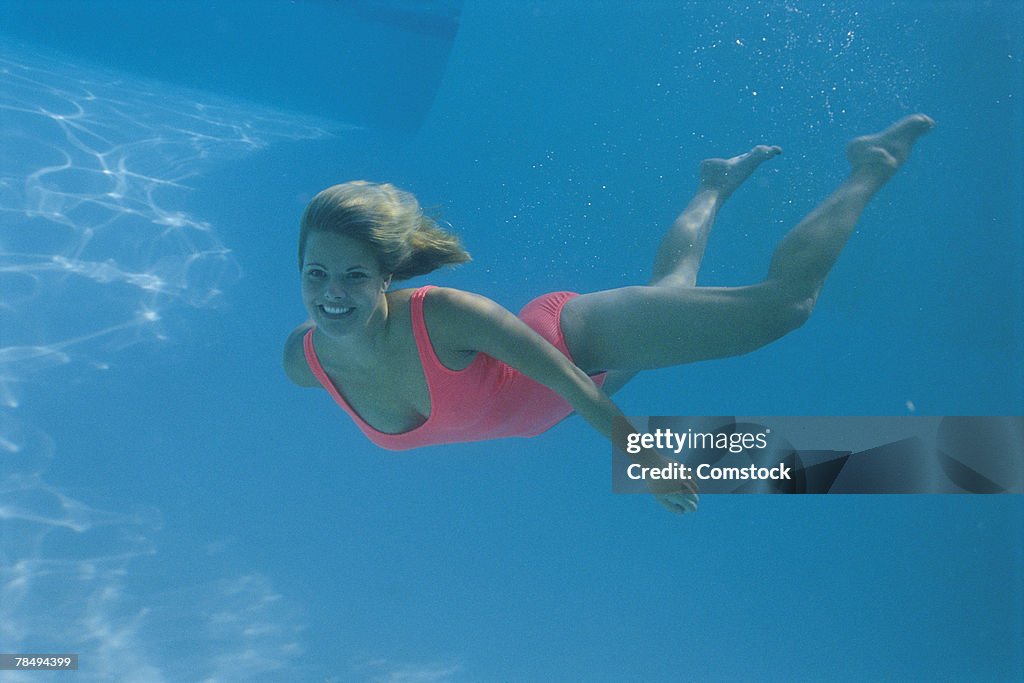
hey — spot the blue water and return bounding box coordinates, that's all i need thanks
[1,2,1022,681]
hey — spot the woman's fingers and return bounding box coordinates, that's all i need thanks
[655,491,699,514]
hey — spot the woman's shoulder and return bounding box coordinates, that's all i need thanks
[414,286,514,348]
[401,285,487,324]
[283,323,319,387]
[417,286,504,318]
[385,285,506,355]
[387,284,467,317]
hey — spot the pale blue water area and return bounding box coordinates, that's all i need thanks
[1,1,1022,681]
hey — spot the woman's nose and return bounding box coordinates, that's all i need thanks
[325,278,348,298]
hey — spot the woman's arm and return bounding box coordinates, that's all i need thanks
[425,287,697,513]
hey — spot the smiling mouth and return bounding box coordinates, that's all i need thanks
[319,304,354,319]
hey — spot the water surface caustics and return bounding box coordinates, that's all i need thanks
[1,41,338,681]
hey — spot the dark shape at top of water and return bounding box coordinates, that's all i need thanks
[0,0,463,132]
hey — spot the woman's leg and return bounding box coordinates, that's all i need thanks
[595,145,782,393]
[563,114,934,374]
[651,145,782,287]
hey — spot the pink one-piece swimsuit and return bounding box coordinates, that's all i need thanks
[303,285,607,450]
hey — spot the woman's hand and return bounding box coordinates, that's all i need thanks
[637,450,700,514]
[651,479,700,515]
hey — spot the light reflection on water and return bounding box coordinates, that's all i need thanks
[0,40,339,681]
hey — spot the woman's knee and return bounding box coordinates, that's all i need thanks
[763,282,816,337]
[784,296,815,332]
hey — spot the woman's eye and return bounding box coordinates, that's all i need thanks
[306,269,326,279]
[347,272,368,279]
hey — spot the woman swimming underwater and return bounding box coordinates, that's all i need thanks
[284,114,934,514]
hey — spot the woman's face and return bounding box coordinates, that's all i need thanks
[300,231,391,337]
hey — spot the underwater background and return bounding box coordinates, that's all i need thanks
[1,1,1021,681]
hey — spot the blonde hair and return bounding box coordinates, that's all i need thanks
[298,181,470,280]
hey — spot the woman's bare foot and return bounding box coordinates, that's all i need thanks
[846,114,935,175]
[699,145,783,199]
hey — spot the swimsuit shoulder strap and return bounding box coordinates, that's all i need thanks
[408,284,444,374]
